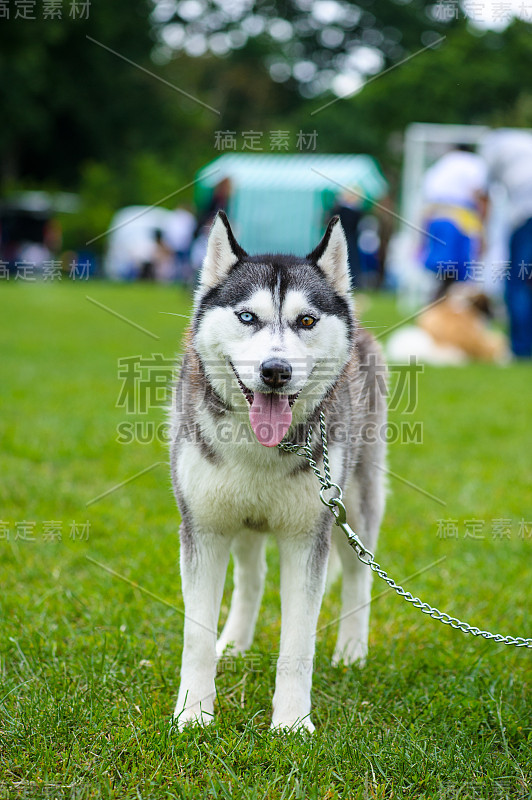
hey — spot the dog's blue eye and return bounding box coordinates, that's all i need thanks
[237,311,256,325]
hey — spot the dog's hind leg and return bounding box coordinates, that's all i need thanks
[325,536,342,591]
[216,532,267,658]
[332,456,385,667]
[174,528,231,729]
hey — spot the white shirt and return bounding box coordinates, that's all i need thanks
[423,150,489,208]
[480,129,532,230]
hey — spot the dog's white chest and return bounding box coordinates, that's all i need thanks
[177,438,324,537]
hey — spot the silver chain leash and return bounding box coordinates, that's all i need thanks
[278,412,532,649]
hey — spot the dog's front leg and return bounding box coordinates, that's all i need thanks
[174,528,231,729]
[271,528,330,733]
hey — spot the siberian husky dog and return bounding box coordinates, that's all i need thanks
[170,211,387,732]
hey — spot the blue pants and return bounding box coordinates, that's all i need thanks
[424,218,478,282]
[506,217,532,358]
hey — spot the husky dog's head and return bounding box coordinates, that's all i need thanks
[192,212,355,447]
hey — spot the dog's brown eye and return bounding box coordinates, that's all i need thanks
[298,315,317,329]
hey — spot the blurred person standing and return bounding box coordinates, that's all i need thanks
[152,228,176,283]
[166,205,196,283]
[188,177,233,285]
[330,188,364,288]
[421,145,489,297]
[194,177,232,236]
[481,130,532,358]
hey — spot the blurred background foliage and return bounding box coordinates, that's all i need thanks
[1,0,532,249]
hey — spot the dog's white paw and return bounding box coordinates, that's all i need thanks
[270,716,315,734]
[172,691,215,731]
[332,639,368,667]
[172,705,214,731]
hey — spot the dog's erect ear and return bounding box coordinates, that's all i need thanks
[200,211,247,289]
[307,216,351,296]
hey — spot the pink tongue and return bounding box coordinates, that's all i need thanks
[249,392,292,447]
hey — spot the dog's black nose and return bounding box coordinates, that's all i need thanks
[260,359,292,388]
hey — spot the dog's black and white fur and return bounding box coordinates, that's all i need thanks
[170,212,387,731]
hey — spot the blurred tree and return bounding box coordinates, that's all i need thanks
[2,0,531,207]
[58,152,199,250]
[289,20,532,175]
[0,0,215,188]
[154,0,455,98]
[168,40,302,131]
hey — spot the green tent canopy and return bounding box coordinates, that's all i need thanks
[195,153,388,256]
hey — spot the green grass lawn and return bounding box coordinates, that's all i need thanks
[0,282,531,800]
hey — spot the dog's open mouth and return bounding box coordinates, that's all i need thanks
[230,363,299,448]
